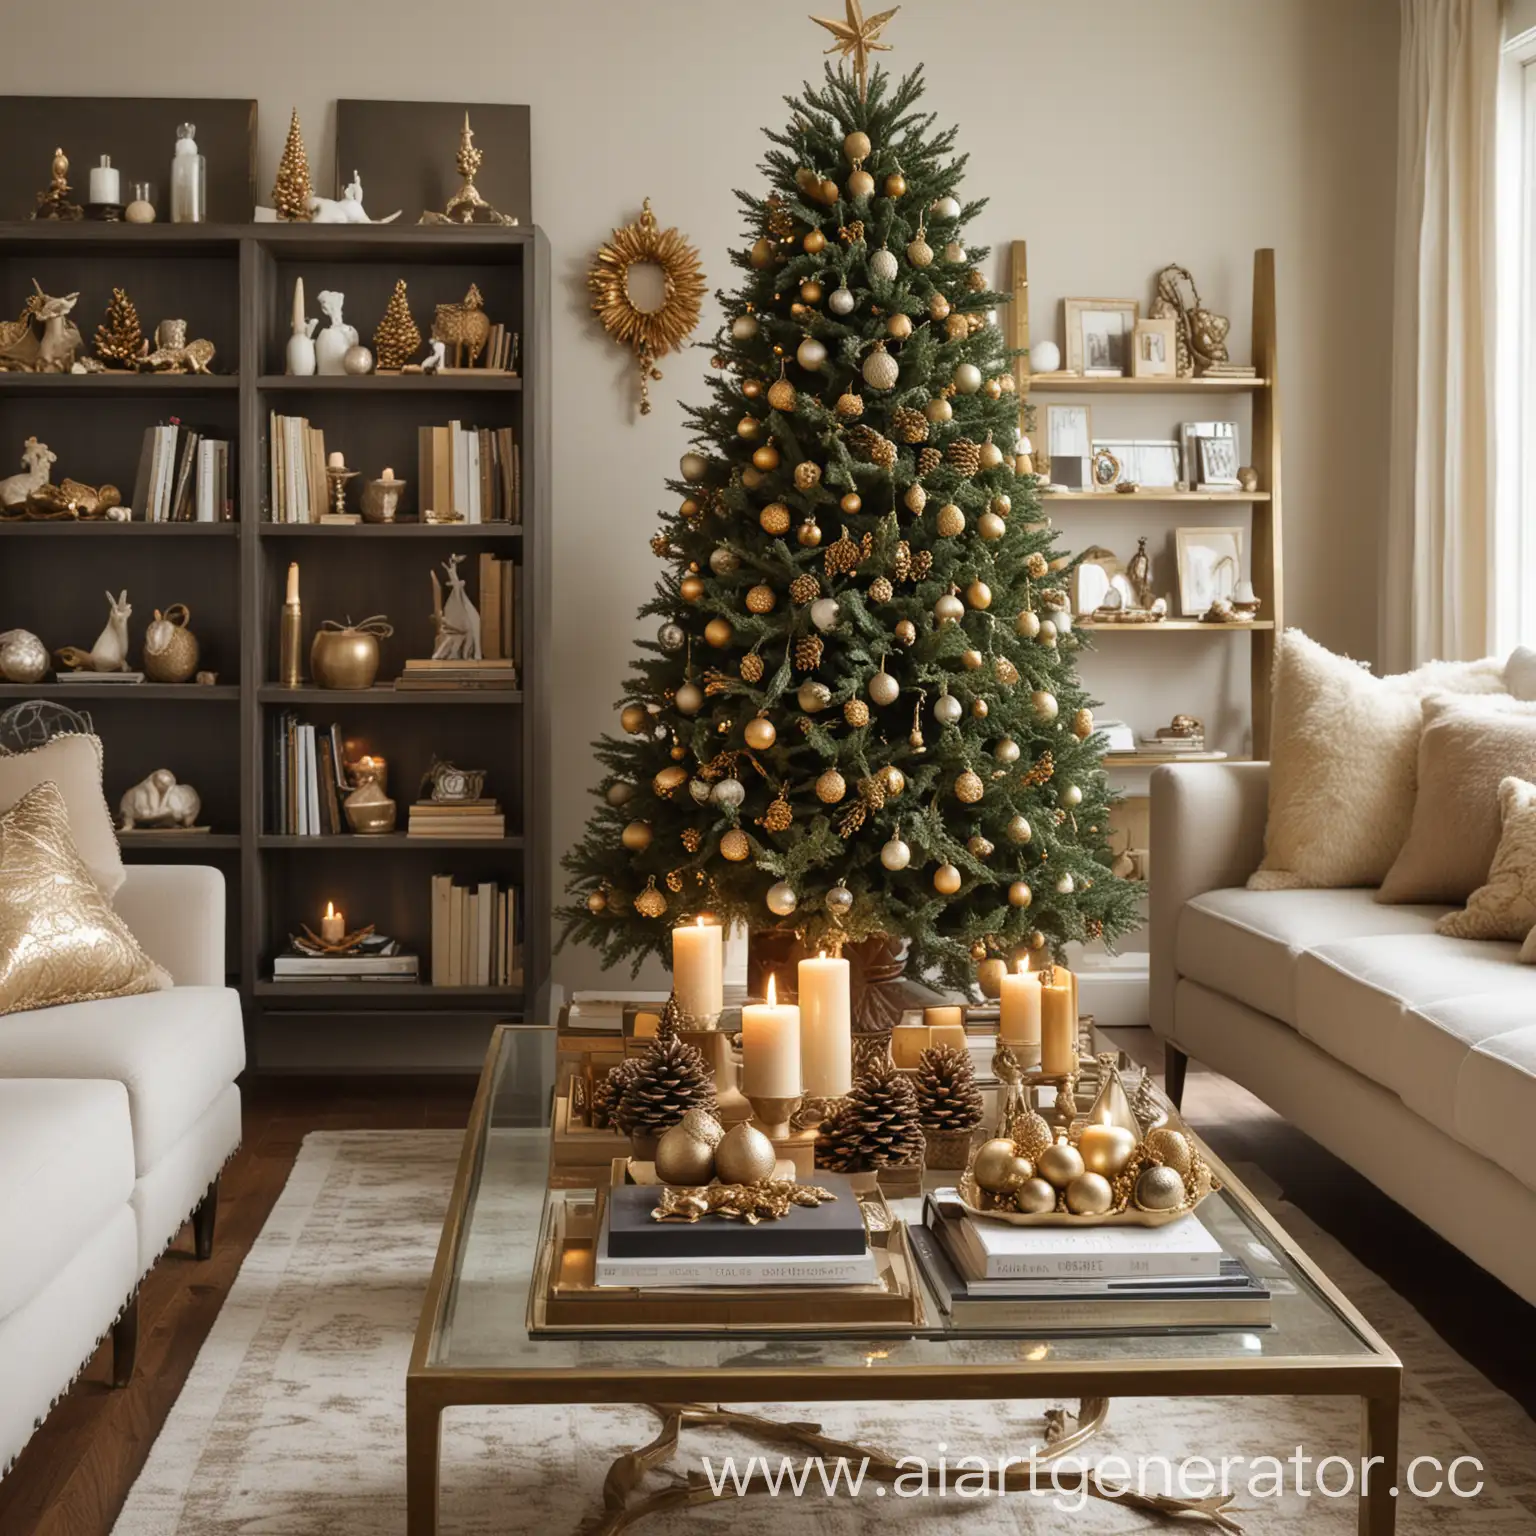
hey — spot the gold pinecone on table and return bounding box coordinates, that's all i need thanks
[616,1033,717,1139]
[94,288,144,368]
[946,438,982,477]
[892,406,929,443]
[789,573,821,605]
[591,1057,642,1130]
[825,533,862,577]
[740,650,765,683]
[915,1044,985,1132]
[795,634,824,670]
[817,1060,926,1173]
[918,446,942,476]
[868,576,893,604]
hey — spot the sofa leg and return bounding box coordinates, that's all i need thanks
[1164,1043,1189,1111]
[112,1293,138,1388]
[192,1179,219,1261]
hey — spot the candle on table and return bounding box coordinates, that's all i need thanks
[741,973,801,1099]
[672,915,723,1024]
[999,963,1042,1048]
[320,901,344,944]
[797,952,851,1098]
[1040,966,1077,1076]
[285,561,300,605]
[381,466,397,482]
[891,1024,928,1069]
[327,450,346,469]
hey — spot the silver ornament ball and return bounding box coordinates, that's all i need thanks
[766,881,798,917]
[810,597,841,632]
[798,680,833,712]
[657,622,685,651]
[880,836,912,871]
[934,692,963,726]
[829,285,856,316]
[711,777,746,808]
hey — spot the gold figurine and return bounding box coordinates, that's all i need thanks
[651,1181,837,1225]
[419,113,517,226]
[31,148,83,221]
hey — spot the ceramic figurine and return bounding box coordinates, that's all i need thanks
[142,605,200,683]
[25,479,122,520]
[287,277,317,376]
[141,318,214,374]
[0,438,56,511]
[0,283,83,373]
[360,468,406,523]
[0,630,49,684]
[119,769,202,830]
[314,291,358,376]
[421,338,446,374]
[56,590,131,672]
[430,554,482,660]
[308,171,401,225]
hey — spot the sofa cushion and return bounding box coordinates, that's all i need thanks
[1456,1026,1536,1195]
[0,986,244,1175]
[0,732,124,897]
[1396,994,1536,1132]
[0,1078,134,1319]
[1177,887,1451,1026]
[1296,933,1527,1092]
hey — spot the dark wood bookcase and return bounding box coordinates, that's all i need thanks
[0,221,550,1069]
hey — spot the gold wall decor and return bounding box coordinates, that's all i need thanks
[587,198,706,416]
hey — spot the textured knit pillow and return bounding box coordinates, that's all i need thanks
[0,732,124,896]
[1438,779,1536,942]
[0,781,167,1017]
[1250,631,1508,890]
[1378,695,1536,904]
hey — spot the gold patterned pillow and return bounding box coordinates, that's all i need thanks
[0,780,169,1017]
[1437,777,1536,946]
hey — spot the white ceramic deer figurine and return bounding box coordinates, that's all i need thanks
[430,555,482,661]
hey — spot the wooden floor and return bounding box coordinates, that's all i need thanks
[2,1051,1533,1536]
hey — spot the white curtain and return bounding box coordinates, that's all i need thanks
[1383,0,1501,669]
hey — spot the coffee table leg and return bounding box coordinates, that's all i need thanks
[406,1393,442,1536]
[1359,1386,1400,1536]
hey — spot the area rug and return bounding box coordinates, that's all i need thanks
[112,1131,1536,1534]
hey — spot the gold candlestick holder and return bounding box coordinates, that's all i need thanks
[747,1093,802,1140]
[279,601,303,687]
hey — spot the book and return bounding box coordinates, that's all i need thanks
[130,427,155,521]
[273,954,419,977]
[479,553,502,660]
[169,428,199,521]
[594,1239,879,1291]
[430,875,452,984]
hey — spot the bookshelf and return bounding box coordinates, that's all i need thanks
[0,221,550,1069]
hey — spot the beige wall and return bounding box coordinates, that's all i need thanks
[6,0,1400,996]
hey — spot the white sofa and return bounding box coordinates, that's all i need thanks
[0,864,244,1478]
[1151,763,1536,1307]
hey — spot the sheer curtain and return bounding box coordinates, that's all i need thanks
[1382,0,1501,670]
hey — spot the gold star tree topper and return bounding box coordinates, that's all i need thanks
[810,0,898,101]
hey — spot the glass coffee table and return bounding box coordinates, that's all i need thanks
[408,1025,1401,1534]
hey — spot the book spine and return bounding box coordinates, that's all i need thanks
[431,874,451,985]
[479,553,501,660]
[972,1251,1222,1281]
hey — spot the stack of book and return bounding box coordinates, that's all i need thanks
[130,422,232,522]
[416,421,520,523]
[270,717,348,836]
[273,933,418,984]
[476,324,517,374]
[267,412,328,523]
[912,1192,1270,1330]
[398,658,518,691]
[429,877,523,987]
[594,1175,876,1289]
[407,798,505,838]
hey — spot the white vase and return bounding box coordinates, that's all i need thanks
[315,326,351,376]
[287,328,317,376]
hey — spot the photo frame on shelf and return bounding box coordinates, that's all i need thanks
[1063,297,1139,376]
[1176,526,1245,615]
[1132,317,1178,379]
[1044,402,1093,489]
[1089,439,1182,490]
[1199,435,1241,487]
[1180,420,1241,489]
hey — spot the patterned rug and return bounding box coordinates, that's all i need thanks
[112,1131,1536,1534]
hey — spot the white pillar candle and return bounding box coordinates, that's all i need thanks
[1040,968,1077,1076]
[741,973,801,1098]
[999,964,1042,1047]
[320,901,344,944]
[672,916,723,1023]
[797,953,851,1098]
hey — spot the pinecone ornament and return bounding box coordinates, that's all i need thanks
[758,791,793,832]
[616,1033,718,1140]
[94,287,143,368]
[591,1056,643,1130]
[946,437,982,476]
[918,446,943,476]
[740,650,765,683]
[818,1060,926,1173]
[869,434,898,469]
[892,406,929,443]
[794,634,824,670]
[915,1045,985,1132]
[844,423,881,461]
[789,573,821,605]
[825,532,862,577]
[868,576,893,603]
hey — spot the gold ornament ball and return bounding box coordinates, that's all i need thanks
[720,828,751,862]
[1032,689,1059,721]
[704,618,734,648]
[1135,1165,1187,1212]
[816,769,847,804]
[961,648,984,671]
[924,395,953,424]
[768,378,797,410]
[586,890,608,914]
[904,482,927,513]
[847,168,875,199]
[935,592,964,624]
[887,312,913,340]
[797,518,823,548]
[955,769,985,804]
[653,765,688,795]
[991,494,1012,516]
[1079,1124,1138,1178]
[803,229,827,254]
[742,467,765,491]
[744,715,777,750]
[976,956,1007,998]
[979,511,1006,542]
[884,171,907,197]
[937,504,965,537]
[620,703,648,734]
[972,1138,1027,1193]
[746,584,776,614]
[750,237,773,269]
[984,377,1003,400]
[994,736,1020,764]
[868,670,900,707]
[680,497,701,519]
[607,781,635,807]
[1008,880,1033,908]
[1027,929,1047,950]
[1144,1127,1194,1175]
[894,619,917,646]
[967,580,992,610]
[1007,815,1032,844]
[843,129,872,163]
[1013,1111,1054,1163]
[635,884,667,918]
[933,862,962,895]
[841,491,862,514]
[752,443,781,471]
[972,698,989,719]
[944,313,969,341]
[655,1117,719,1185]
[742,378,764,400]
[1016,610,1041,639]
[1013,1177,1058,1215]
[1037,1141,1086,1190]
[1065,1171,1114,1216]
[680,575,705,603]
[760,502,792,535]
[880,765,906,798]
[968,833,993,858]
[736,415,761,441]
[715,1121,777,1184]
[800,279,824,304]
[929,294,951,322]
[1072,708,1095,740]
[621,820,652,852]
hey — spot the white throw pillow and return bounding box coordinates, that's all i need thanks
[1439,778,1536,943]
[1507,645,1536,701]
[0,733,124,897]
[1250,631,1507,890]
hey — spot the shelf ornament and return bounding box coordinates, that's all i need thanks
[587,198,706,416]
[419,113,518,227]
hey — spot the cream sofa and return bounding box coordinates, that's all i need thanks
[0,864,244,1478]
[1150,762,1536,1308]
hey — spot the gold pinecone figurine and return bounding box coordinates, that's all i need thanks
[94,287,144,369]
[918,446,943,476]
[740,650,765,683]
[374,279,422,371]
[817,1060,926,1173]
[272,108,314,222]
[892,405,929,443]
[794,634,824,671]
[590,1057,642,1130]
[789,573,821,605]
[616,1033,718,1147]
[946,438,982,476]
[915,1044,985,1133]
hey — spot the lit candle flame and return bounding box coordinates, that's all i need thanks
[325,901,335,919]
[696,914,705,928]
[1016,957,1029,974]
[765,972,777,1007]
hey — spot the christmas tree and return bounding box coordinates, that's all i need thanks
[272,109,313,221]
[373,280,421,371]
[560,28,1140,994]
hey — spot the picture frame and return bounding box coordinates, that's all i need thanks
[1175,526,1245,616]
[1044,403,1093,490]
[1198,435,1240,487]
[1089,439,1183,490]
[1132,317,1177,379]
[1063,298,1139,376]
[1180,420,1241,488]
